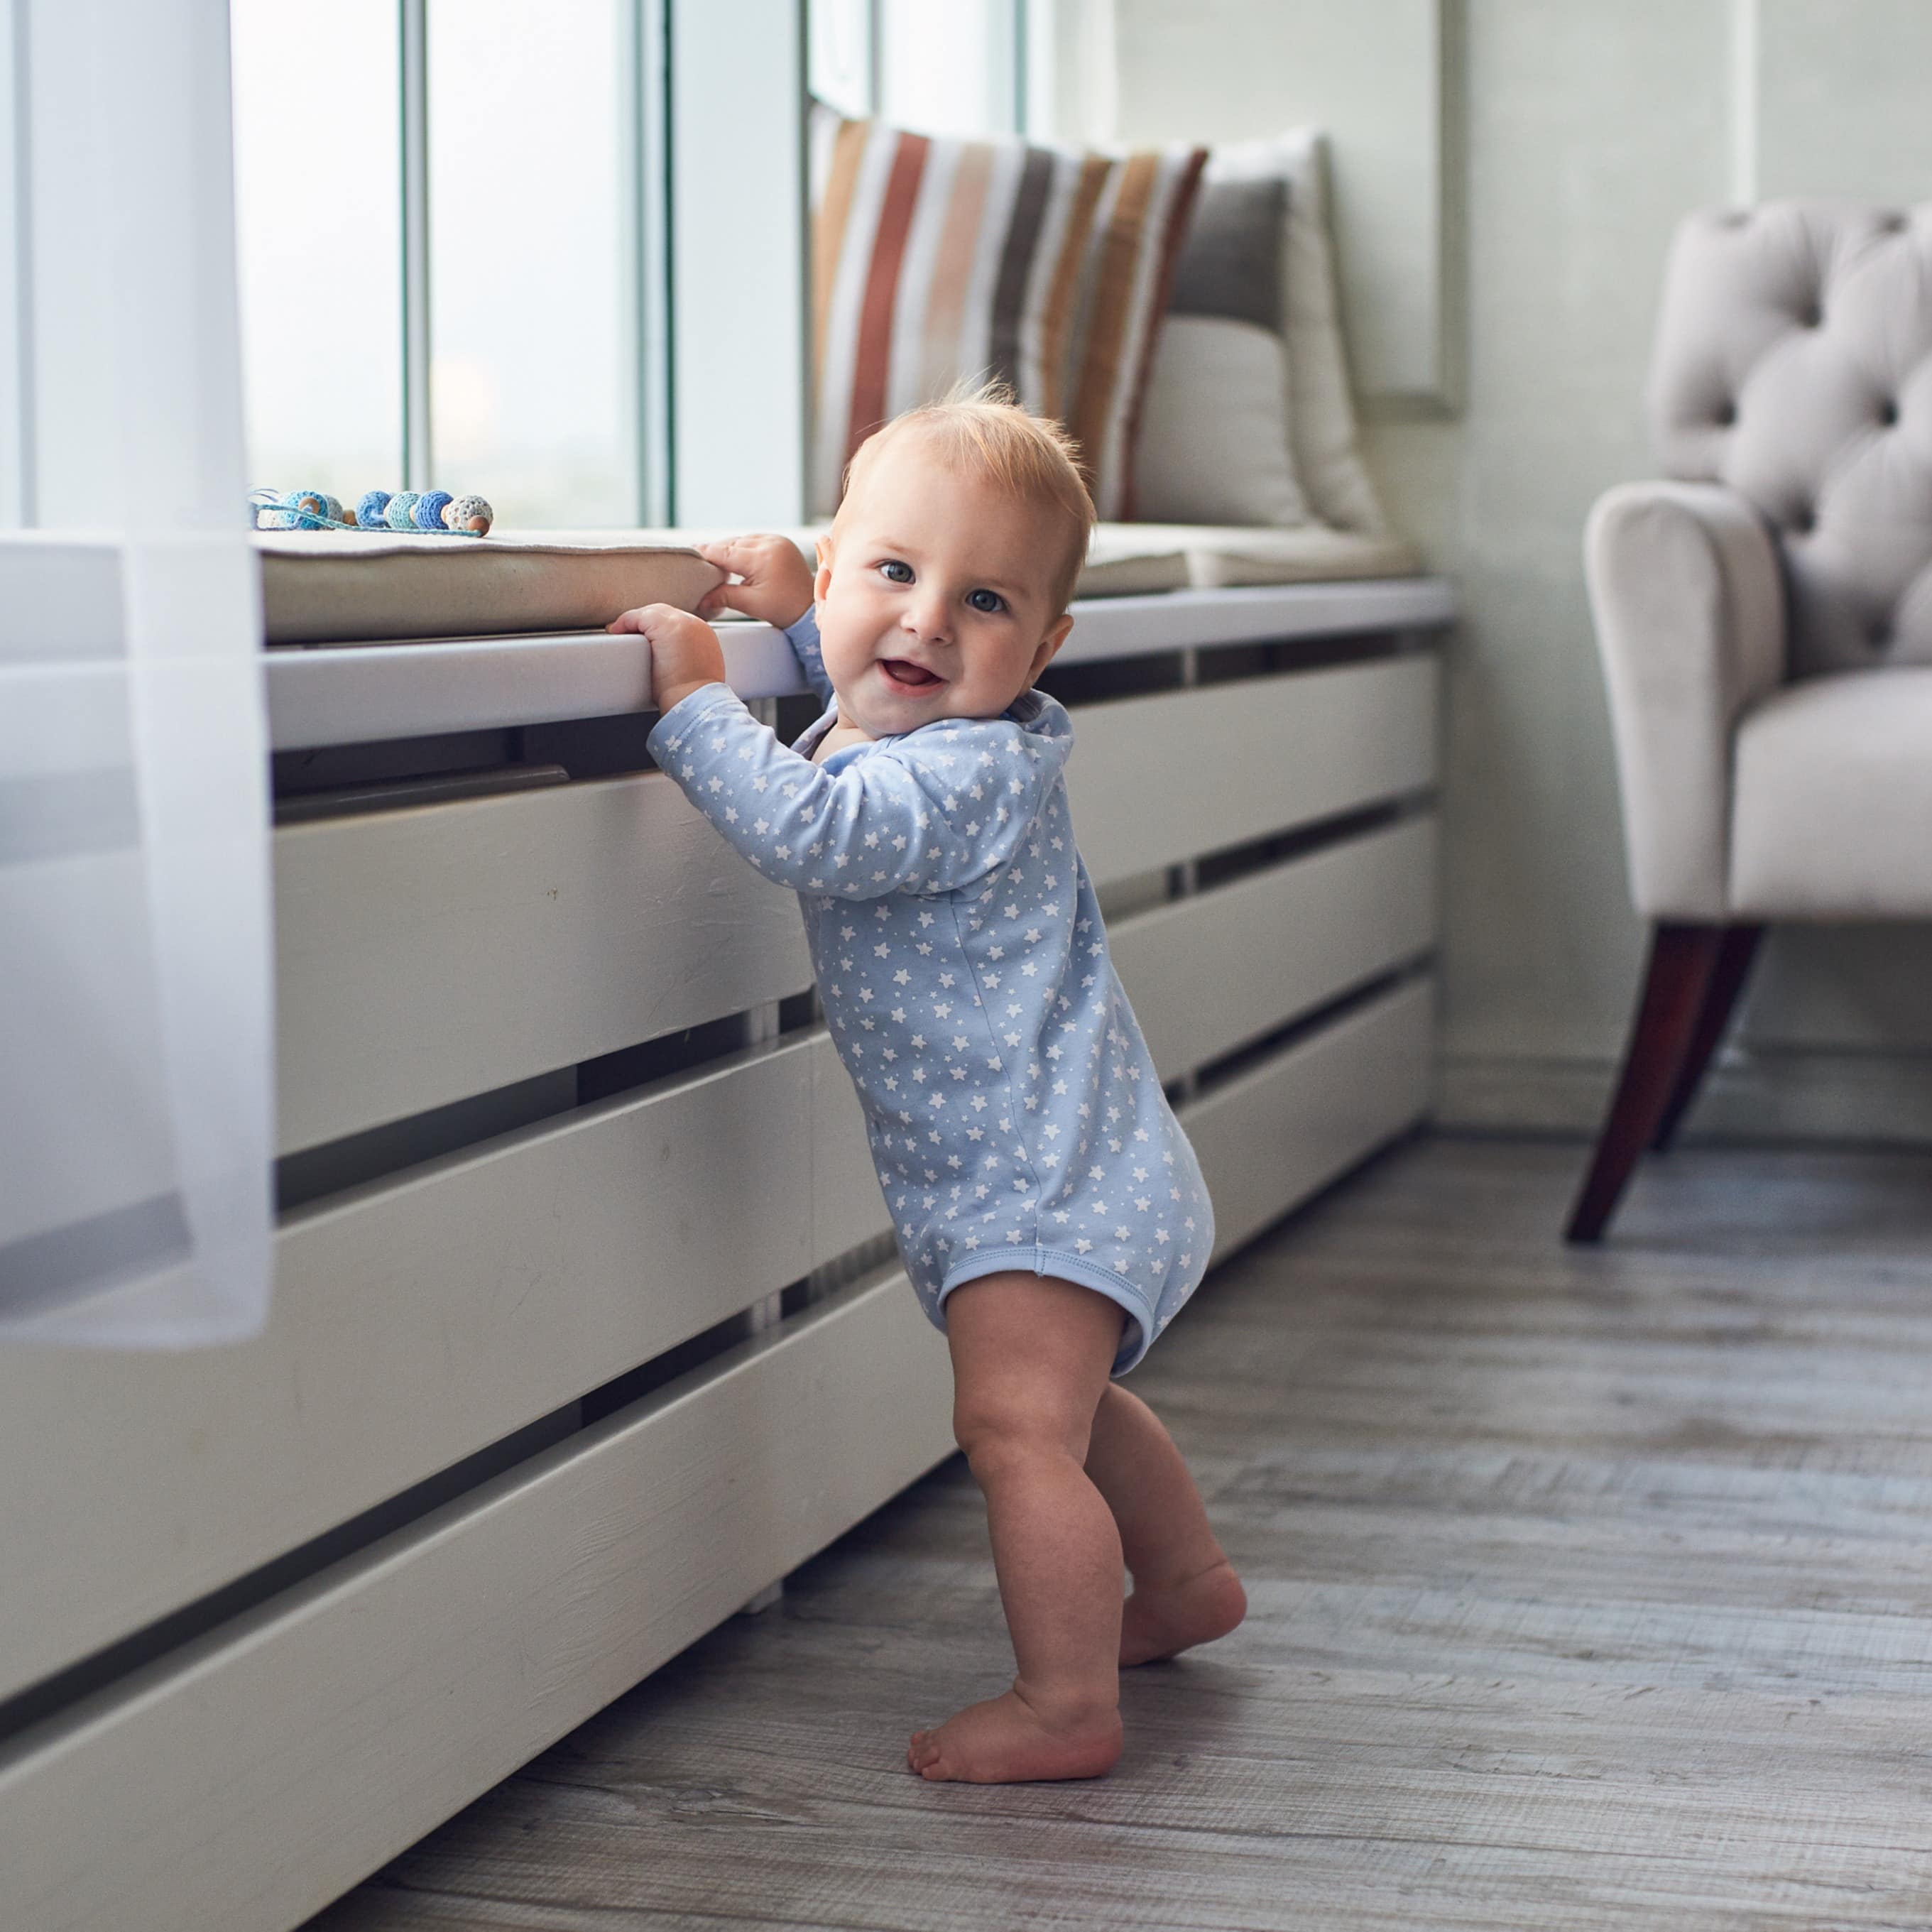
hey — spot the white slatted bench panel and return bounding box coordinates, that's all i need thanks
[1064,657,1439,888]
[275,770,812,1155]
[0,1035,857,1706]
[1111,816,1438,1083]
[0,1267,956,1932]
[1182,976,1436,1259]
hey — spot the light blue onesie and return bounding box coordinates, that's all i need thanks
[643,606,1214,1376]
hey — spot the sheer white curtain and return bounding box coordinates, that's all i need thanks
[0,0,275,1346]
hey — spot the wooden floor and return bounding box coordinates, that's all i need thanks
[308,1135,1932,1932]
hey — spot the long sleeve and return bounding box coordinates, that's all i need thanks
[782,604,837,709]
[645,683,1052,900]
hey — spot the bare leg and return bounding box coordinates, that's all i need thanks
[1085,1381,1246,1666]
[906,1273,1127,1784]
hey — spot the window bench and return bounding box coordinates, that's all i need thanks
[0,577,1453,1932]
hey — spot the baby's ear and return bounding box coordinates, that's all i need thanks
[1030,612,1075,682]
[814,535,835,605]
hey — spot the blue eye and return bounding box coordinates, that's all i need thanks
[966,588,1005,614]
[878,559,913,584]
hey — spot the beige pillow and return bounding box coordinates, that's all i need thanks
[1133,315,1309,527]
[1206,130,1391,537]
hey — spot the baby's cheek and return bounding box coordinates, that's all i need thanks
[817,617,874,688]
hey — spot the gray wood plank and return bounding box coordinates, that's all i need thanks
[263,584,1453,752]
[1113,816,1437,1081]
[1184,976,1435,1258]
[1066,658,1438,887]
[275,772,813,1153]
[0,1267,958,1932]
[0,1036,826,1703]
[302,1137,1932,1932]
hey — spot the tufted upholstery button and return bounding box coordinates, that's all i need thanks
[1650,200,1932,674]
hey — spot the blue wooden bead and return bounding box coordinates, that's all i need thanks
[413,489,454,531]
[356,490,392,531]
[385,491,422,531]
[320,494,344,526]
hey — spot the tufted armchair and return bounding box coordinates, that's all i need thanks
[1568,202,1932,1241]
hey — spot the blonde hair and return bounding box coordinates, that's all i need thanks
[834,381,1096,615]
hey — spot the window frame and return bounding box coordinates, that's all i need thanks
[1,0,27,528]
[281,0,800,531]
[667,0,807,527]
[811,0,1032,136]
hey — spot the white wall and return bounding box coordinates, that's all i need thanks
[1115,0,1932,1144]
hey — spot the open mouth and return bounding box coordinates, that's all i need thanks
[879,657,944,691]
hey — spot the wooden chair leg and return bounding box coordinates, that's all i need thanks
[1649,924,1764,1152]
[1563,922,1728,1244]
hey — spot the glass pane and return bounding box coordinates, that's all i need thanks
[877,0,1015,137]
[229,2,403,506]
[427,0,635,529]
[809,0,874,119]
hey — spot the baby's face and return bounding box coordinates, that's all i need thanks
[814,433,1074,739]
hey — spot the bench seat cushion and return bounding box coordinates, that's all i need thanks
[256,520,1417,645]
[1129,522,1420,588]
[257,532,726,646]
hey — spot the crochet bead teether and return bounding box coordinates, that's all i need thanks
[251,483,492,534]
[441,493,493,535]
[283,486,329,530]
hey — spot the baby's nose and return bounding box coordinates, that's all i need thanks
[904,599,951,643]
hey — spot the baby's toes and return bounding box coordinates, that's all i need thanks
[907,1729,938,1772]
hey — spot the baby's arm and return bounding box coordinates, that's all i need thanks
[647,682,1047,899]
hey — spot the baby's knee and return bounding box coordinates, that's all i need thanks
[952,1391,1090,1477]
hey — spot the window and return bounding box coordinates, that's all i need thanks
[229,0,1033,535]
[426,1,638,527]
[229,0,658,529]
[809,0,1028,137]
[229,9,404,507]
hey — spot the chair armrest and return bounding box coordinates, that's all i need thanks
[1584,480,1786,919]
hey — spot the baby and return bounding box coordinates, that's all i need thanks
[612,391,1245,1785]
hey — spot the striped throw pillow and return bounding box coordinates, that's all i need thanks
[809,108,1207,521]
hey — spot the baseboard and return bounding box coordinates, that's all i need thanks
[1437,1047,1932,1148]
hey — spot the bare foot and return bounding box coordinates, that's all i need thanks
[1119,1557,1247,1666]
[906,1688,1123,1784]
